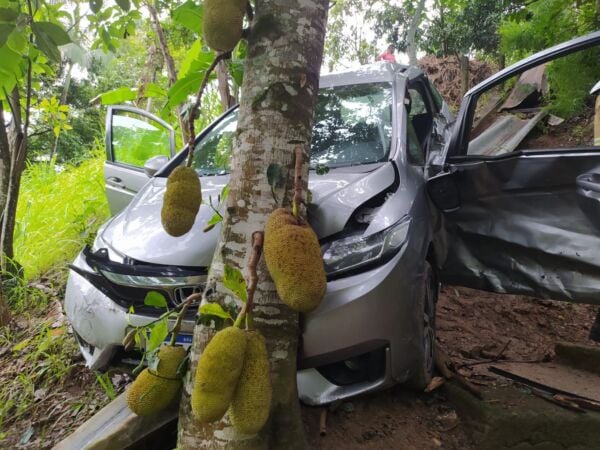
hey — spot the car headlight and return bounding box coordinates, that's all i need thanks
[321,215,411,277]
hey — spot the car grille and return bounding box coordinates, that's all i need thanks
[172,285,204,306]
[72,245,206,314]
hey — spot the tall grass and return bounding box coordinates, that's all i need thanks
[15,153,110,280]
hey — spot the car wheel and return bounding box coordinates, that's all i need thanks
[406,260,438,390]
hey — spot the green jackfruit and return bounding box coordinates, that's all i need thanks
[264,208,326,312]
[192,326,247,423]
[229,331,271,435]
[126,345,187,416]
[161,166,202,237]
[203,0,246,52]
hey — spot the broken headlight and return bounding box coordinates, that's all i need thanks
[321,215,411,277]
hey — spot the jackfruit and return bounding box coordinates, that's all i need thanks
[229,331,271,435]
[192,326,247,422]
[264,208,326,312]
[203,0,246,52]
[161,166,201,237]
[126,345,187,416]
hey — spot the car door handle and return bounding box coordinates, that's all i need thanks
[107,176,126,189]
[576,173,600,193]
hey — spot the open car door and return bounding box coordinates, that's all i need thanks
[428,31,600,304]
[104,106,175,215]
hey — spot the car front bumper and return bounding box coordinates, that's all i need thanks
[65,241,425,405]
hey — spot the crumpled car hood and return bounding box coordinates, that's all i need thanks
[101,163,396,267]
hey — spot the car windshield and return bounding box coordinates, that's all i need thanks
[189,82,393,175]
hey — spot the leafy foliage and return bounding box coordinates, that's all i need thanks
[15,154,110,279]
[499,0,600,117]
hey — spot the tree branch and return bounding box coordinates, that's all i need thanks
[185,51,232,168]
[234,231,264,328]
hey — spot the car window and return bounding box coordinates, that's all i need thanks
[190,112,236,176]
[467,44,600,156]
[427,79,443,112]
[187,82,394,174]
[407,84,434,156]
[406,112,424,165]
[311,83,393,168]
[111,111,172,167]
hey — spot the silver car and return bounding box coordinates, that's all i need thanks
[65,32,600,406]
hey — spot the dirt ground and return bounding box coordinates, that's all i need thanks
[1,285,598,449]
[302,285,599,450]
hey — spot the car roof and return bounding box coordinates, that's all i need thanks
[319,62,424,88]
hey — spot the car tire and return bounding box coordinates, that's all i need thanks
[406,260,438,390]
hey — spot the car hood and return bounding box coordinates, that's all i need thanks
[101,163,397,267]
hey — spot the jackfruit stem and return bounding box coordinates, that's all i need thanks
[185,51,232,168]
[292,145,305,219]
[169,292,198,345]
[233,231,264,329]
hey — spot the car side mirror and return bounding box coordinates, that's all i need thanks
[143,155,169,177]
[427,171,461,212]
[590,80,600,96]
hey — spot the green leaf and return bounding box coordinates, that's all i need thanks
[198,303,233,321]
[143,82,166,98]
[100,86,137,105]
[223,265,247,302]
[12,338,31,352]
[0,23,15,48]
[172,1,203,35]
[228,59,244,87]
[0,7,18,22]
[32,26,63,62]
[115,0,130,12]
[315,164,330,175]
[206,213,222,226]
[100,27,116,53]
[144,291,169,309]
[32,22,71,46]
[165,72,202,109]
[31,22,71,62]
[7,30,27,54]
[147,319,169,353]
[220,184,229,201]
[89,0,103,14]
[178,41,214,80]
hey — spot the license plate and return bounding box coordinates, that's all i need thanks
[167,333,193,348]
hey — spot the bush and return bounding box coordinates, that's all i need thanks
[15,154,110,279]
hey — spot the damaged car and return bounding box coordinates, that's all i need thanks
[65,31,600,406]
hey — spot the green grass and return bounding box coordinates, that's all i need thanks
[15,153,110,280]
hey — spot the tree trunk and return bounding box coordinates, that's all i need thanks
[406,0,425,65]
[146,1,189,142]
[216,60,236,112]
[460,55,470,97]
[0,102,12,326]
[0,86,28,276]
[176,0,329,448]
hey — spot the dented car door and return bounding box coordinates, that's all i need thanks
[429,31,600,304]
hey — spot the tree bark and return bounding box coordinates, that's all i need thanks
[460,55,470,97]
[0,102,12,325]
[216,60,236,112]
[176,0,329,448]
[1,84,28,276]
[406,0,425,65]
[146,0,189,142]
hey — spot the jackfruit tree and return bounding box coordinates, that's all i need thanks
[176,0,329,448]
